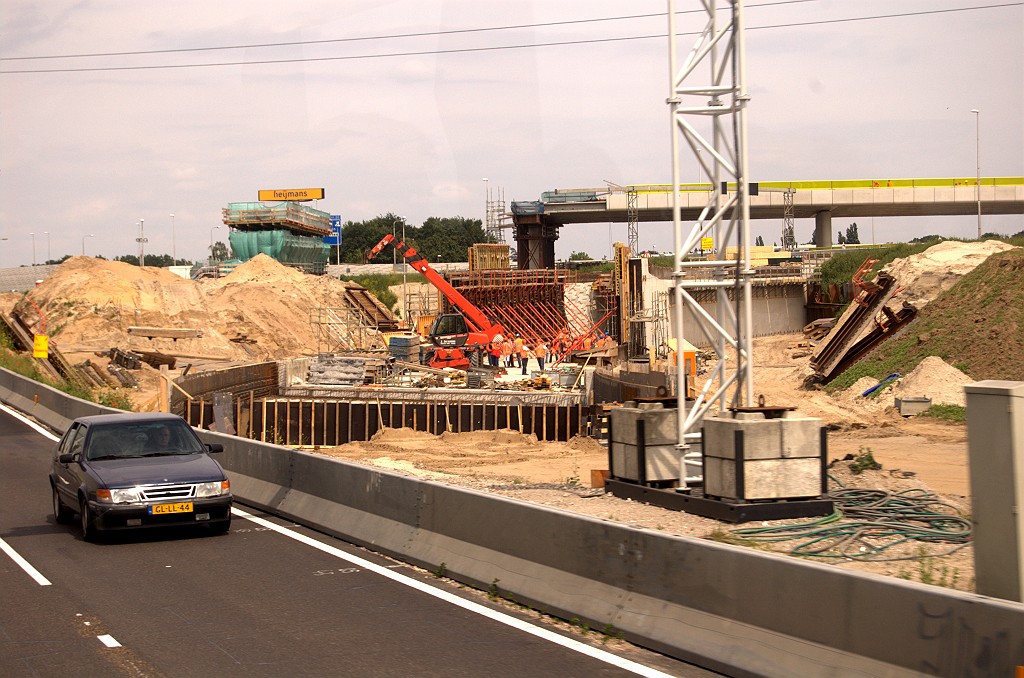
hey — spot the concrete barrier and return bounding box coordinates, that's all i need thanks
[0,367,116,432]
[3,368,1022,676]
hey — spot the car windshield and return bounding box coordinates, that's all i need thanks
[85,421,206,461]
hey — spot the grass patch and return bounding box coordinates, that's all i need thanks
[920,404,966,423]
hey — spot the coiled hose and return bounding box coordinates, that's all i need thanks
[728,482,972,561]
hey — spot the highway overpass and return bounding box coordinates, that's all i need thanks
[511,177,1024,267]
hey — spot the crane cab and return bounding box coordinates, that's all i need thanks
[429,313,470,348]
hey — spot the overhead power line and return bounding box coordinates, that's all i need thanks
[1,2,1019,75]
[2,0,820,62]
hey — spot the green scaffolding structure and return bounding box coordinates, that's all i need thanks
[222,201,332,273]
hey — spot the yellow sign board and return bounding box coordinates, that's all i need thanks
[33,334,49,359]
[700,237,714,250]
[258,188,325,202]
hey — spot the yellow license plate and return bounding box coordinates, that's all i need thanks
[150,502,193,515]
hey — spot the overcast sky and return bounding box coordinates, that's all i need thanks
[1,0,1021,266]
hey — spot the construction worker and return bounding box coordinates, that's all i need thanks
[534,340,547,372]
[521,345,534,376]
[502,338,515,367]
[513,334,524,367]
[582,333,593,350]
[488,339,502,367]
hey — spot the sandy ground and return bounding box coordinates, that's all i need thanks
[316,332,977,592]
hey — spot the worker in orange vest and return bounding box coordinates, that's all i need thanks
[520,344,534,376]
[501,338,514,367]
[513,334,524,367]
[534,341,548,371]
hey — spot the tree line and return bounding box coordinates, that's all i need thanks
[335,214,490,264]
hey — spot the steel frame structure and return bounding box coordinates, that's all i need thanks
[668,0,754,485]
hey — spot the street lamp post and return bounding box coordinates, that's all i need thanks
[136,218,147,267]
[82,233,95,256]
[29,232,36,266]
[400,217,409,324]
[482,177,489,232]
[0,237,7,267]
[970,109,981,239]
[43,231,50,263]
[210,226,221,261]
[170,213,176,263]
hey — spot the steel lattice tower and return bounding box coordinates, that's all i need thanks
[668,0,754,485]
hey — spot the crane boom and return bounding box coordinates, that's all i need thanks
[368,233,498,334]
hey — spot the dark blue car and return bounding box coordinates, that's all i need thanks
[50,413,232,540]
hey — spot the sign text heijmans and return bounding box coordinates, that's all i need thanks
[258,188,325,202]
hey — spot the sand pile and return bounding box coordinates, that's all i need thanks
[882,239,1016,309]
[842,357,971,410]
[891,356,971,407]
[10,254,379,361]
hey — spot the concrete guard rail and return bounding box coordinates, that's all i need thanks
[2,368,1021,677]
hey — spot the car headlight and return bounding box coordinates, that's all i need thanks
[97,487,144,504]
[195,480,230,498]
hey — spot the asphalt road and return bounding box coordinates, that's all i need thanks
[0,406,719,678]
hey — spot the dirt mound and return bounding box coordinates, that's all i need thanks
[883,239,1016,309]
[866,247,1024,383]
[890,356,971,407]
[439,429,538,446]
[11,255,378,361]
[370,428,440,444]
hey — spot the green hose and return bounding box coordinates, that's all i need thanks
[729,485,971,561]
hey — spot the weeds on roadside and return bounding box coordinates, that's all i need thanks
[849,448,881,474]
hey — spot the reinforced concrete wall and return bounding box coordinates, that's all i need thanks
[2,367,1021,676]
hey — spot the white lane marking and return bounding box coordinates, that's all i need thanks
[0,402,60,441]
[97,634,122,648]
[0,536,52,586]
[232,507,673,678]
[0,403,59,587]
[1,404,668,674]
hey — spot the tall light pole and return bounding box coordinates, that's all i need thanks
[398,216,409,324]
[210,225,221,261]
[970,109,981,239]
[82,233,95,256]
[170,213,176,263]
[43,231,50,263]
[29,232,36,266]
[0,237,7,267]
[136,218,147,267]
[482,177,489,230]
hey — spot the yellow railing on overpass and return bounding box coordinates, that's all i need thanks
[624,177,1024,193]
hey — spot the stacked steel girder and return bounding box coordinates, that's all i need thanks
[809,271,917,383]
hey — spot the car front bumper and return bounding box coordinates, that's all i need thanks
[86,496,233,531]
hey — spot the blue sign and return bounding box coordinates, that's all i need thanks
[324,215,342,246]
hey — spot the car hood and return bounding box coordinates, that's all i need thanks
[89,454,226,487]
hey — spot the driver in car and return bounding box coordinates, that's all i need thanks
[149,425,174,451]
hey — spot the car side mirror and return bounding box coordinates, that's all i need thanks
[58,452,76,464]
[206,443,224,454]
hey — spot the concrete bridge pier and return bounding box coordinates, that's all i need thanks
[814,210,833,247]
[512,214,558,270]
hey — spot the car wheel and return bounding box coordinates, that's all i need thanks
[52,485,74,524]
[80,498,97,542]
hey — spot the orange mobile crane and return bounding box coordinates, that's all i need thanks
[366,234,506,370]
